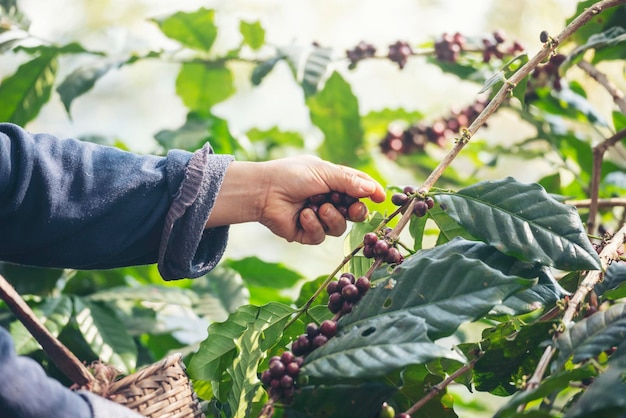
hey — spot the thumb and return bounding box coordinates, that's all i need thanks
[325,165,386,203]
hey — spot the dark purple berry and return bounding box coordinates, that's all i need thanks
[337,276,352,290]
[337,205,349,218]
[280,375,294,389]
[374,239,390,256]
[261,370,272,385]
[341,284,360,302]
[402,186,417,195]
[413,200,429,217]
[391,192,409,206]
[363,244,375,258]
[363,232,378,245]
[312,334,328,348]
[327,280,339,295]
[269,360,285,377]
[281,351,295,365]
[539,30,549,43]
[425,196,435,209]
[296,334,311,353]
[320,320,338,338]
[270,378,281,390]
[342,301,354,314]
[385,247,403,264]
[295,356,304,366]
[285,361,300,377]
[308,193,328,206]
[328,292,344,313]
[355,276,370,294]
[493,30,506,44]
[306,323,320,339]
[329,192,342,205]
[340,272,355,283]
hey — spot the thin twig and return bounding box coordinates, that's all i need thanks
[523,224,626,397]
[568,197,626,208]
[577,60,626,115]
[587,128,626,233]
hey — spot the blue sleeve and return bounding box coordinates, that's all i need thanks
[0,123,234,280]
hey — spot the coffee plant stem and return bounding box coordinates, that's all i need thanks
[386,0,625,242]
[523,223,626,399]
[284,244,364,330]
[588,128,626,233]
[577,60,626,115]
[405,357,481,415]
[568,197,626,209]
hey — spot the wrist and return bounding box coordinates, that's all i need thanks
[204,161,267,228]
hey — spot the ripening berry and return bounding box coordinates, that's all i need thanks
[374,239,390,256]
[320,320,338,338]
[363,232,378,246]
[306,323,320,339]
[327,280,339,295]
[355,276,370,294]
[341,284,360,302]
[402,186,417,195]
[379,402,395,418]
[312,334,328,348]
[328,292,344,313]
[391,192,409,206]
[280,375,294,389]
[340,272,356,283]
[385,247,403,265]
[413,200,429,217]
[337,276,353,290]
[261,370,272,385]
[425,196,435,209]
[269,360,285,378]
[285,361,300,377]
[342,301,354,314]
[281,351,295,365]
[539,30,549,43]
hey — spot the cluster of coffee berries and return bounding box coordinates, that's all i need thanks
[326,272,371,317]
[261,351,303,403]
[362,232,404,264]
[378,402,411,418]
[379,97,489,159]
[527,53,567,97]
[304,192,358,220]
[291,319,338,356]
[434,31,524,64]
[346,41,377,69]
[387,40,413,69]
[391,186,434,217]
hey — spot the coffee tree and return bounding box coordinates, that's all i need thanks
[1,0,626,417]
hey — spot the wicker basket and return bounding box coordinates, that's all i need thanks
[0,273,205,418]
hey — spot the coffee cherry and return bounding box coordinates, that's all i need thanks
[413,200,429,217]
[391,192,409,206]
[261,370,272,385]
[363,232,379,246]
[385,247,403,264]
[306,323,320,339]
[280,375,294,389]
[285,361,300,377]
[387,40,413,69]
[342,301,354,314]
[425,196,435,209]
[320,320,338,338]
[379,402,395,418]
[539,30,549,43]
[269,360,285,377]
[328,292,344,313]
[340,272,356,283]
[341,284,360,302]
[374,239,390,256]
[312,334,328,348]
[402,185,417,195]
[270,378,281,390]
[396,414,411,418]
[280,351,295,364]
[355,276,370,294]
[327,280,339,295]
[363,245,375,258]
[337,276,353,290]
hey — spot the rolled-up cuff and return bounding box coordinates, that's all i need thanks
[158,144,234,280]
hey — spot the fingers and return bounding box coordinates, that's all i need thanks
[326,164,386,203]
[318,203,348,237]
[298,208,327,245]
[347,201,368,222]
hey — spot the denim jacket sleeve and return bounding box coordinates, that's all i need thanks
[0,122,234,280]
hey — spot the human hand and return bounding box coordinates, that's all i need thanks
[206,156,385,244]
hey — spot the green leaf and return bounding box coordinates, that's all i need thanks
[562,27,626,72]
[226,325,265,418]
[56,59,119,115]
[14,42,100,56]
[408,213,428,251]
[556,303,626,368]
[191,266,250,323]
[613,110,626,132]
[225,256,302,289]
[474,321,554,396]
[361,108,423,138]
[307,71,364,166]
[187,302,295,383]
[479,54,528,106]
[153,8,217,51]
[0,53,56,125]
[73,297,137,373]
[240,20,265,50]
[339,238,534,340]
[494,365,598,417]
[595,262,626,299]
[565,1,626,46]
[391,365,458,418]
[155,112,238,153]
[302,312,464,379]
[9,295,73,355]
[427,204,475,245]
[564,365,626,418]
[435,177,601,271]
[286,382,396,418]
[495,267,568,315]
[176,62,234,114]
[250,55,284,86]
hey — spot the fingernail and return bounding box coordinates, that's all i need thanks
[360,181,375,194]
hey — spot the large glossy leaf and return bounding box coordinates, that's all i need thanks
[286,381,396,418]
[187,302,294,383]
[225,257,302,289]
[227,326,265,418]
[56,59,119,114]
[301,312,464,379]
[427,204,475,245]
[9,295,73,355]
[391,365,458,418]
[73,297,137,373]
[340,238,534,340]
[564,365,626,418]
[153,8,217,51]
[434,177,601,271]
[0,52,56,125]
[155,112,238,153]
[556,303,626,368]
[565,0,626,46]
[191,267,249,324]
[595,262,626,299]
[176,62,234,114]
[307,71,364,166]
[562,27,626,72]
